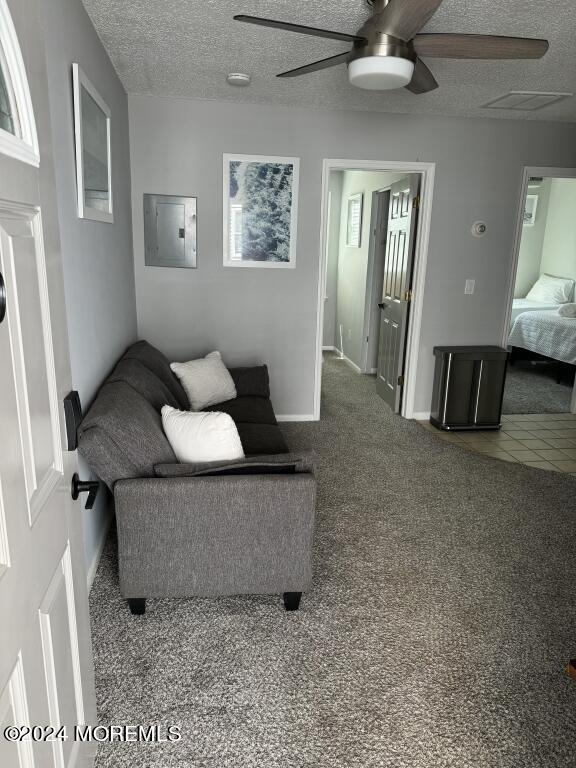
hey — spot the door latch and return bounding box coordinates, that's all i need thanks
[71,474,99,510]
[0,271,6,324]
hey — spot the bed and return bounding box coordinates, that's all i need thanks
[510,298,560,326]
[509,309,576,365]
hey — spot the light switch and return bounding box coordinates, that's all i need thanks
[465,279,476,295]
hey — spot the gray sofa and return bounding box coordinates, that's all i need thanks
[78,341,316,615]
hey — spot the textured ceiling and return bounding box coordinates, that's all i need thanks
[82,0,576,122]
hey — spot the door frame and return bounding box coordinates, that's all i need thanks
[314,159,436,420]
[503,165,576,414]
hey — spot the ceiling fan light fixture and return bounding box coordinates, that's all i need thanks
[348,56,415,90]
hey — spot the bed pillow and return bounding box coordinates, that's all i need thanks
[161,406,244,463]
[526,274,575,304]
[558,303,576,318]
[170,351,237,410]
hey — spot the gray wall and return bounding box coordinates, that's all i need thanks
[129,95,576,417]
[323,172,342,348]
[42,0,137,575]
[335,170,404,369]
[514,180,552,298]
[540,178,576,285]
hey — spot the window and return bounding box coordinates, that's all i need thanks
[0,45,16,135]
[229,204,243,261]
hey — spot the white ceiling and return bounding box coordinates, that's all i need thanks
[82,0,576,122]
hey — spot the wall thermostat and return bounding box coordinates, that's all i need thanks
[471,221,487,238]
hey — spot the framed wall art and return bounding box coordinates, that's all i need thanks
[72,63,113,222]
[346,192,363,248]
[223,154,299,268]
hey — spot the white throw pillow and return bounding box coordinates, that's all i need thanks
[171,351,237,410]
[161,406,245,463]
[526,274,575,304]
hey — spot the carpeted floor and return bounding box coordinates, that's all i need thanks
[90,354,576,767]
[503,363,573,414]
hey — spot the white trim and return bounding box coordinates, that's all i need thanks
[412,411,431,421]
[322,345,335,351]
[72,63,114,223]
[314,159,436,422]
[340,353,362,374]
[504,165,576,415]
[0,0,39,166]
[276,414,316,422]
[223,153,299,268]
[87,514,111,592]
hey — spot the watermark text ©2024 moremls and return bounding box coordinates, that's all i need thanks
[3,724,181,743]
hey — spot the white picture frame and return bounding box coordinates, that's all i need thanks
[72,63,113,223]
[523,194,538,227]
[223,153,299,268]
[346,192,363,248]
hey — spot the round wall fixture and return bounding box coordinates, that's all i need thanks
[226,73,251,87]
[471,221,487,238]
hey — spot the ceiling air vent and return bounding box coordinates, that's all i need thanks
[482,91,573,111]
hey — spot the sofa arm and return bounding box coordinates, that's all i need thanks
[153,450,316,478]
[114,473,316,599]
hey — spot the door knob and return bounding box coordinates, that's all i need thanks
[71,473,99,510]
[0,271,6,324]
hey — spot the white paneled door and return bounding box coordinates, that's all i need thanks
[0,3,96,767]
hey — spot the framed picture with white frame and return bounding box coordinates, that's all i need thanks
[346,192,363,247]
[72,63,113,223]
[223,153,299,268]
[523,194,538,227]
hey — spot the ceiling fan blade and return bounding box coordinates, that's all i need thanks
[233,15,366,44]
[373,0,444,42]
[405,58,439,94]
[414,33,549,59]
[277,52,351,79]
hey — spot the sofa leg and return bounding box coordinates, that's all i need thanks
[127,598,146,615]
[283,592,302,612]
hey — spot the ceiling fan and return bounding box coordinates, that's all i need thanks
[234,0,549,93]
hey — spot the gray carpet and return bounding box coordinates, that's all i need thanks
[503,363,573,414]
[90,354,576,767]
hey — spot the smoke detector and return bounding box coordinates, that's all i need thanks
[226,73,251,87]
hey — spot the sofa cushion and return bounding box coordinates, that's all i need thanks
[205,396,278,426]
[154,451,316,478]
[107,358,180,411]
[228,365,270,398]
[235,422,288,456]
[78,381,176,489]
[123,340,189,410]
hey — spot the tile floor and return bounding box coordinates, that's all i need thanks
[418,412,576,476]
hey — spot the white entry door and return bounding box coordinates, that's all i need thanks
[0,4,96,767]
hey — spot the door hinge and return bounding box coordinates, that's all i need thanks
[412,195,420,210]
[404,289,413,303]
[398,375,405,387]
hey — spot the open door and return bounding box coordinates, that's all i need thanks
[376,176,420,412]
[0,3,96,766]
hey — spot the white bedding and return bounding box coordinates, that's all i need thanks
[510,298,560,325]
[509,309,576,364]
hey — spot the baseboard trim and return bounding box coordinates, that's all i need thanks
[87,515,112,593]
[322,345,335,351]
[341,354,362,374]
[276,414,317,422]
[412,411,431,421]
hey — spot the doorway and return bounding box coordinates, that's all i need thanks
[503,167,576,419]
[316,160,435,420]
